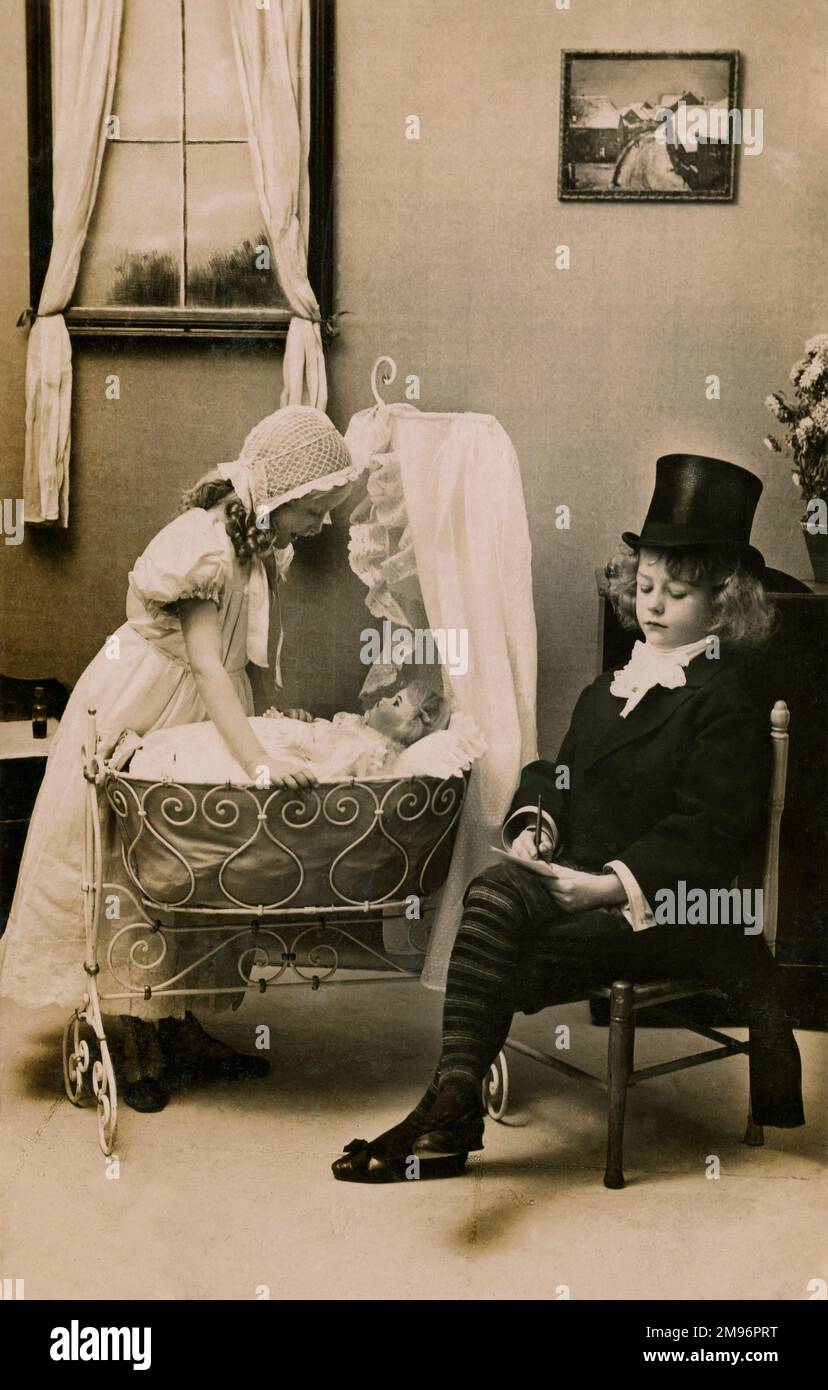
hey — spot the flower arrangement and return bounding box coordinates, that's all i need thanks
[765,333,828,514]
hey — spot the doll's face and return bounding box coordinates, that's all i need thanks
[364,689,423,743]
[268,483,354,548]
[635,549,715,649]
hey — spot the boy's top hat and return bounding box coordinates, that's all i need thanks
[622,454,765,572]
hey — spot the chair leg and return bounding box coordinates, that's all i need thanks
[743,1087,765,1147]
[604,981,634,1189]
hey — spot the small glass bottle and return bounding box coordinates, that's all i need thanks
[32,685,48,739]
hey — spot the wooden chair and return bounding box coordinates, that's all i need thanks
[483,699,791,1189]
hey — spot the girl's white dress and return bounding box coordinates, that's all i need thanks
[0,505,259,1017]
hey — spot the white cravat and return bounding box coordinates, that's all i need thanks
[609,636,711,718]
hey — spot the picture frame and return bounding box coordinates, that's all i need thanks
[25,0,334,339]
[558,49,741,202]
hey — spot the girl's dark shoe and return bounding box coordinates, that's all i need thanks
[122,1076,170,1113]
[158,1011,270,1084]
[121,1016,169,1112]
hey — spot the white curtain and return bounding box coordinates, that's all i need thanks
[230,0,327,410]
[22,0,123,526]
[346,405,538,989]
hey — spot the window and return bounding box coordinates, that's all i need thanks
[26,0,333,337]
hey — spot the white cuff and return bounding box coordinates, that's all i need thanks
[605,859,655,933]
[502,805,558,851]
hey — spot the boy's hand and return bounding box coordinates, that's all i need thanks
[510,826,555,862]
[543,867,625,914]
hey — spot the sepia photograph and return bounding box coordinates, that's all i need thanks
[0,0,826,1357]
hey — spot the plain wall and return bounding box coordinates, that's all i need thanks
[2,0,826,751]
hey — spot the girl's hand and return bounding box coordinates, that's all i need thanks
[510,826,555,861]
[263,707,313,723]
[250,759,318,791]
[543,868,624,914]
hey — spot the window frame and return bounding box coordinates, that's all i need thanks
[25,0,334,339]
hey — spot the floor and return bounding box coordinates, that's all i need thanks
[0,980,824,1301]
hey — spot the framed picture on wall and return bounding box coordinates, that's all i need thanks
[25,0,334,338]
[558,50,741,202]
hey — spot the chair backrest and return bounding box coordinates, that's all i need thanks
[760,699,790,955]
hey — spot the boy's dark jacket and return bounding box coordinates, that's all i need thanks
[509,651,769,909]
[507,650,804,1128]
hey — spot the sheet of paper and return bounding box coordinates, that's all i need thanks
[488,846,560,878]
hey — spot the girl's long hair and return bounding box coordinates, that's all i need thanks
[605,545,775,647]
[180,473,273,562]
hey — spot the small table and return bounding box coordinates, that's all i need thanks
[0,719,59,928]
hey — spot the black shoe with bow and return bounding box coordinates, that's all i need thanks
[332,1081,485,1184]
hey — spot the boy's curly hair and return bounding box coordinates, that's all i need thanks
[605,545,775,647]
[180,473,275,562]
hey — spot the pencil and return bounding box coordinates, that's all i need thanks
[534,795,542,858]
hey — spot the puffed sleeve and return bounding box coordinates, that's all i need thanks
[128,509,231,617]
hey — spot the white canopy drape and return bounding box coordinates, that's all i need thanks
[230,0,327,410]
[345,404,538,989]
[22,0,123,526]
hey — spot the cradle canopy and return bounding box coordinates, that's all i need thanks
[344,397,538,987]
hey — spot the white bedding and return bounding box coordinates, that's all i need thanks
[125,711,486,784]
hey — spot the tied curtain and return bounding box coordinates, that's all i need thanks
[24,0,325,527]
[22,0,123,526]
[230,0,327,411]
[345,404,539,989]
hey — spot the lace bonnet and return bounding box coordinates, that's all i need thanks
[217,406,361,522]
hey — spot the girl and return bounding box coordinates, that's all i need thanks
[0,405,362,1113]
[331,454,805,1184]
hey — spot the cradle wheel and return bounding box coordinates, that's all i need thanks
[62,1014,96,1105]
[483,1050,510,1121]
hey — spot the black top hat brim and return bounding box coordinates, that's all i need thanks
[621,528,766,574]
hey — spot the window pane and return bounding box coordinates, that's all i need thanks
[185,145,288,308]
[109,0,182,141]
[73,145,183,307]
[185,0,247,141]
